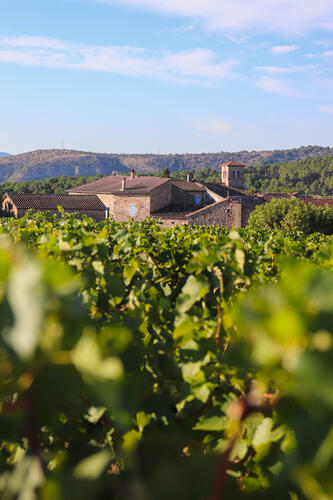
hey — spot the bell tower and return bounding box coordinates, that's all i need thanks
[221,161,245,189]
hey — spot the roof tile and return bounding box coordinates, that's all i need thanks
[68,175,170,195]
[4,193,106,210]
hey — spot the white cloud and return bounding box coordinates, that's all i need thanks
[270,45,298,54]
[0,35,236,83]
[1,36,70,51]
[98,0,333,34]
[255,64,317,74]
[322,50,333,57]
[193,117,231,134]
[318,105,333,114]
[255,76,292,95]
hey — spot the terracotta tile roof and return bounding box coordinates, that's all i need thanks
[256,192,297,201]
[172,181,206,192]
[222,161,245,167]
[4,193,106,210]
[299,198,333,207]
[68,175,170,196]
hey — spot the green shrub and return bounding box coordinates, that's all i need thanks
[248,198,333,234]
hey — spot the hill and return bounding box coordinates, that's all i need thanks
[0,153,11,158]
[1,155,333,197]
[0,146,333,182]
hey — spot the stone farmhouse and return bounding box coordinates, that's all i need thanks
[3,161,333,227]
[67,162,262,227]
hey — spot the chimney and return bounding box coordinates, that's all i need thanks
[121,178,126,191]
[186,174,190,183]
[131,169,135,179]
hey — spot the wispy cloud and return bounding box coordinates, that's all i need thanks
[98,0,333,34]
[192,117,231,134]
[0,35,236,84]
[270,45,298,54]
[318,105,333,114]
[255,64,318,74]
[255,76,293,96]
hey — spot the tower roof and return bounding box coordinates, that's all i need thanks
[222,161,245,167]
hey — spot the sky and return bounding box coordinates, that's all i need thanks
[1,0,333,155]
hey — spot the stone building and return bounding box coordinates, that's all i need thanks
[4,160,333,228]
[221,161,246,190]
[66,163,261,228]
[2,192,107,220]
[68,171,207,222]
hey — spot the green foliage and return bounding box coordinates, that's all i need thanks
[245,155,333,195]
[170,168,220,183]
[0,175,104,198]
[161,167,170,178]
[248,198,333,234]
[0,212,332,499]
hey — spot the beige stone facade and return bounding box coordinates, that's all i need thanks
[112,195,151,222]
[221,162,245,190]
[171,185,205,210]
[187,199,243,228]
[150,180,172,212]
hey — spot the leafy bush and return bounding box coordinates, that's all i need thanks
[248,198,333,234]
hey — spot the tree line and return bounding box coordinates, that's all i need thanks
[245,155,333,194]
[0,175,104,198]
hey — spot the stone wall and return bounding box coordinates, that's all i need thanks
[112,195,151,222]
[221,165,245,189]
[187,200,243,228]
[95,194,115,211]
[150,181,172,212]
[2,196,18,217]
[171,185,205,210]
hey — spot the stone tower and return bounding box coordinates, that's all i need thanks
[221,161,245,189]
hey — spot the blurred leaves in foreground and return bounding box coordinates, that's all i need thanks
[0,214,331,499]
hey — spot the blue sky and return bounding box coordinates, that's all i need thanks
[1,0,333,154]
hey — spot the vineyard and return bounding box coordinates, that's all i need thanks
[0,212,332,499]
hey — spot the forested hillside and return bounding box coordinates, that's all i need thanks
[0,146,333,182]
[0,175,104,198]
[245,155,333,194]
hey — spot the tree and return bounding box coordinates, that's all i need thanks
[248,198,333,234]
[162,167,170,178]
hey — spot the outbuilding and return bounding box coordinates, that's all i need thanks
[2,192,107,220]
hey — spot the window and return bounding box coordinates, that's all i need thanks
[232,170,236,179]
[222,169,226,179]
[195,195,201,206]
[129,204,136,217]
